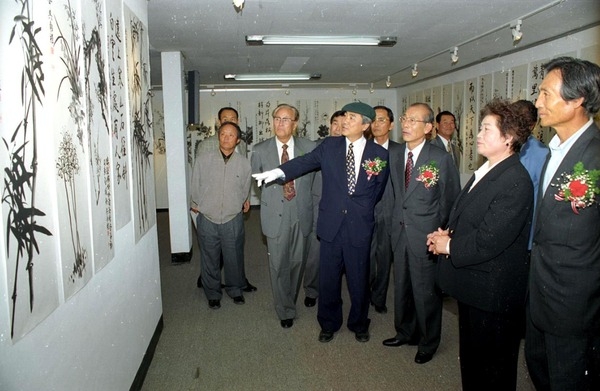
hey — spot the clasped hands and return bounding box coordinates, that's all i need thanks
[252,168,284,187]
[426,228,451,255]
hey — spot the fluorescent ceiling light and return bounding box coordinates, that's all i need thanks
[246,35,397,47]
[224,73,321,81]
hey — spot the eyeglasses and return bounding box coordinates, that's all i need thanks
[273,117,295,124]
[400,116,428,125]
[374,118,390,123]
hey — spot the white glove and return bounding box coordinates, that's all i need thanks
[252,168,284,187]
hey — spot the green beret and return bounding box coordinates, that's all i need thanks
[341,101,376,121]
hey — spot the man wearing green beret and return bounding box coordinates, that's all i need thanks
[253,102,389,343]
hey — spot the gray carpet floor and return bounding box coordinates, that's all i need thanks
[141,209,535,390]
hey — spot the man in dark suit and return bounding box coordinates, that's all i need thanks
[251,104,316,329]
[526,56,600,390]
[382,103,460,364]
[431,111,461,170]
[302,110,346,308]
[253,102,389,343]
[369,105,401,314]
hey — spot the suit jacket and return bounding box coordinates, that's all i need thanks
[389,142,460,256]
[519,135,549,249]
[431,135,460,170]
[251,136,316,238]
[437,154,533,314]
[376,140,402,231]
[529,123,600,336]
[280,136,389,247]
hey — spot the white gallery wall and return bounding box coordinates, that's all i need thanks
[0,0,162,390]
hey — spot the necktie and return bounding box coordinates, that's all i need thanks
[281,144,296,200]
[405,151,413,190]
[346,143,356,195]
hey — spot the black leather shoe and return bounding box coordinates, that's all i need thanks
[355,330,370,342]
[208,299,220,309]
[382,337,409,347]
[318,330,334,343]
[233,296,245,305]
[197,275,202,288]
[280,319,294,328]
[414,351,434,364]
[243,281,257,292]
[304,297,317,307]
[374,304,387,314]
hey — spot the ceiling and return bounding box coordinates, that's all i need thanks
[147,0,600,90]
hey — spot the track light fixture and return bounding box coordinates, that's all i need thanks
[451,47,459,64]
[411,64,419,78]
[386,76,391,88]
[511,19,523,43]
[369,83,375,94]
[233,0,244,13]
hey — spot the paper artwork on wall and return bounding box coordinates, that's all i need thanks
[82,0,115,272]
[124,6,156,243]
[52,0,95,300]
[106,0,132,231]
[510,64,528,101]
[493,70,508,99]
[1,0,61,341]
[464,78,479,171]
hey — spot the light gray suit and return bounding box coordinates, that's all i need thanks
[251,136,316,320]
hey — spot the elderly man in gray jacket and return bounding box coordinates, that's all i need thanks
[191,122,251,309]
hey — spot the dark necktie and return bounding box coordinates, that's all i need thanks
[347,143,356,195]
[281,144,295,200]
[405,151,413,190]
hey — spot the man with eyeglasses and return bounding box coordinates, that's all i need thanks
[251,103,317,329]
[382,103,460,364]
[369,106,401,315]
[253,101,389,344]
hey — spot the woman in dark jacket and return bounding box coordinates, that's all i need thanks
[427,99,533,391]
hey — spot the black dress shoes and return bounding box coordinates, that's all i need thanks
[374,304,387,314]
[208,299,220,309]
[197,275,202,288]
[382,337,408,347]
[414,351,434,364]
[318,330,334,343]
[355,330,370,343]
[243,281,257,292]
[304,297,317,307]
[233,296,245,305]
[280,319,294,328]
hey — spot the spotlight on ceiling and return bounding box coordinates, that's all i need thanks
[224,73,321,81]
[451,47,459,64]
[233,0,244,13]
[511,19,523,44]
[369,83,375,94]
[386,76,391,88]
[245,35,397,47]
[411,64,419,78]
